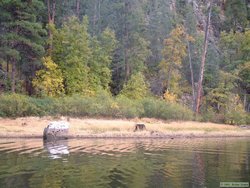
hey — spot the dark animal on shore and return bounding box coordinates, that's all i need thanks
[134,124,146,132]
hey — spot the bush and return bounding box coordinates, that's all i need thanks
[141,98,193,121]
[0,94,36,117]
[0,93,193,121]
[115,96,144,118]
[224,110,247,125]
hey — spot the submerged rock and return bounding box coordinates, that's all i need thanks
[43,121,69,140]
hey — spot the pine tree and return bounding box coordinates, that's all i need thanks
[0,0,46,94]
[224,0,248,32]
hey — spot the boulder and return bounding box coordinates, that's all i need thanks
[43,121,69,140]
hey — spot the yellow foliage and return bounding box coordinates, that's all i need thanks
[163,90,177,103]
[160,25,195,95]
[33,56,64,97]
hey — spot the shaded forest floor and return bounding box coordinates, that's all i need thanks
[0,117,250,138]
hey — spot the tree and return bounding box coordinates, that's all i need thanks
[32,56,64,97]
[52,16,91,95]
[119,72,150,99]
[224,0,248,32]
[160,25,193,96]
[89,28,117,93]
[0,0,46,94]
[238,61,250,111]
[195,2,212,114]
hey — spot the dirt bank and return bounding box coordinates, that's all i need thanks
[0,117,249,138]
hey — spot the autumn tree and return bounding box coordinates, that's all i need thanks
[32,56,64,97]
[160,25,194,97]
[52,16,91,95]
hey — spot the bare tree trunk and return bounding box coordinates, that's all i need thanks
[124,0,129,82]
[187,41,195,111]
[93,0,97,35]
[47,0,56,55]
[76,0,80,19]
[195,2,212,114]
[98,0,101,32]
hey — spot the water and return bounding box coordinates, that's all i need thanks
[0,138,249,188]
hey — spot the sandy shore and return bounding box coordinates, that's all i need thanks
[0,117,249,138]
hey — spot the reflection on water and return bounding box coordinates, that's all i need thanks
[43,140,69,159]
[0,138,249,188]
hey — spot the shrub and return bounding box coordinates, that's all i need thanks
[115,96,144,118]
[119,72,150,99]
[141,98,193,121]
[224,111,247,125]
[0,93,193,121]
[0,94,36,117]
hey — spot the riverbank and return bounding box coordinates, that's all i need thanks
[0,117,249,138]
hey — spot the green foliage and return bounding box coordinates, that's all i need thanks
[52,17,117,96]
[120,72,150,99]
[224,0,248,32]
[32,56,64,97]
[0,0,46,92]
[160,25,194,95]
[52,16,91,95]
[89,28,117,92]
[0,94,36,117]
[141,97,193,121]
[0,94,193,121]
[238,61,250,93]
[0,0,249,124]
[224,94,247,125]
[115,96,144,118]
[224,110,247,125]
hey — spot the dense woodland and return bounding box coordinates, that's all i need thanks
[0,0,249,124]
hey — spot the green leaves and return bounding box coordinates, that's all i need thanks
[0,0,46,93]
[120,72,150,99]
[50,16,117,96]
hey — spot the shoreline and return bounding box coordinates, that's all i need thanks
[0,117,249,139]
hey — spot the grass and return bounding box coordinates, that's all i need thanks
[0,117,249,138]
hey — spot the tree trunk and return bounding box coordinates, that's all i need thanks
[124,0,130,82]
[166,65,172,91]
[76,0,80,19]
[47,0,56,55]
[187,41,195,111]
[93,0,97,35]
[195,3,212,114]
[11,60,16,93]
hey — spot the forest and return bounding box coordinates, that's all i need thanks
[0,0,249,125]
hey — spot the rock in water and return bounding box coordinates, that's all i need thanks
[43,121,69,140]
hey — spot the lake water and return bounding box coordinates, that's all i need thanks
[0,138,249,188]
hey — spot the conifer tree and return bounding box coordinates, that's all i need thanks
[0,0,46,94]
